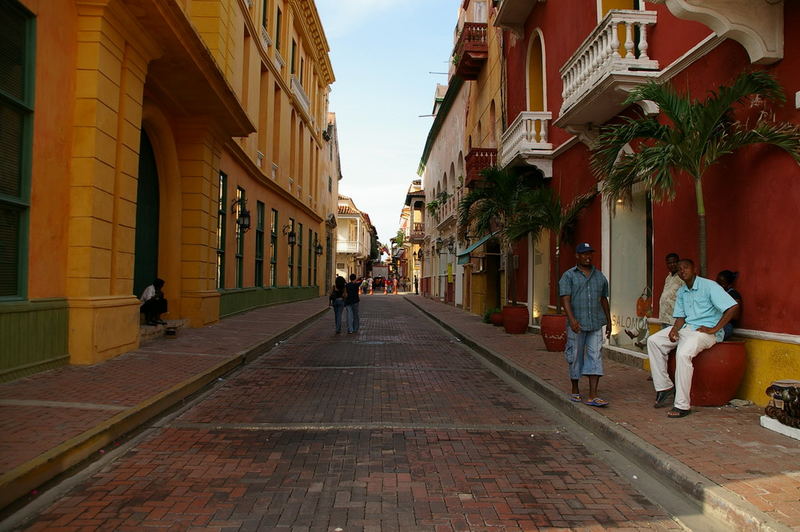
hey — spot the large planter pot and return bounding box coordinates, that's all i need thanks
[540,314,567,352]
[489,312,504,326]
[667,340,747,406]
[502,305,529,334]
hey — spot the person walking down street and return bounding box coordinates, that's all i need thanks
[393,276,399,295]
[659,253,683,327]
[367,276,373,295]
[329,276,346,334]
[414,275,419,295]
[345,273,361,334]
[716,270,743,340]
[647,259,739,418]
[559,243,612,408]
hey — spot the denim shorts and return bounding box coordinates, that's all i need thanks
[564,328,604,379]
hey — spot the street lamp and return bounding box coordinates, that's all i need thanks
[231,198,251,233]
[315,242,323,255]
[282,224,296,246]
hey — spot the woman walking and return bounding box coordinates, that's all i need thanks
[329,276,346,334]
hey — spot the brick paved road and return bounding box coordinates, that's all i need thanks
[23,296,681,531]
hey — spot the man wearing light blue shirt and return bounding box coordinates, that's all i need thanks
[647,259,739,418]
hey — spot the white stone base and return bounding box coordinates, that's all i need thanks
[760,415,800,441]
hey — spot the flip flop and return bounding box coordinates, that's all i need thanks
[569,393,582,403]
[585,397,609,407]
[667,407,691,418]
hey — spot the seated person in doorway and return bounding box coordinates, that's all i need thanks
[140,278,168,326]
[716,270,742,340]
[646,259,738,418]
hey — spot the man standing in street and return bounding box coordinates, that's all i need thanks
[659,253,682,327]
[647,259,738,418]
[559,243,612,407]
[345,273,360,334]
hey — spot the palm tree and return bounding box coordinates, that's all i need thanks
[506,187,597,312]
[458,167,542,306]
[591,71,800,275]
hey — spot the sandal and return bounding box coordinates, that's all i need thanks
[569,393,582,403]
[585,397,609,407]
[667,407,691,418]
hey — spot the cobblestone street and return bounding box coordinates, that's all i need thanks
[22,296,681,531]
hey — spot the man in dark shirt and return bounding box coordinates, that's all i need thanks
[345,273,361,334]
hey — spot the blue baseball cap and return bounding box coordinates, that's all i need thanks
[576,242,595,253]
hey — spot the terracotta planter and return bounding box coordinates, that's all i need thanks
[489,312,504,326]
[502,305,529,334]
[667,340,747,406]
[540,314,567,352]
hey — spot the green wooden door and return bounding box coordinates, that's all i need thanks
[133,130,159,298]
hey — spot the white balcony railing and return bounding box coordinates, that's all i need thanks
[560,10,658,113]
[290,76,311,113]
[499,111,552,167]
[337,240,369,257]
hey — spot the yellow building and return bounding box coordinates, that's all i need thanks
[1,0,335,380]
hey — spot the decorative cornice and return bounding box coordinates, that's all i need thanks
[291,0,335,85]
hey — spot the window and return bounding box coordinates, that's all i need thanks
[290,39,296,75]
[313,231,319,286]
[328,176,332,193]
[275,8,282,50]
[300,57,304,85]
[0,2,34,299]
[307,227,312,285]
[261,0,268,29]
[234,187,245,288]
[270,209,278,286]
[287,217,295,285]
[255,201,265,286]
[216,172,227,289]
[297,222,303,286]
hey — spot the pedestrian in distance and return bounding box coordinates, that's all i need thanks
[559,243,612,408]
[329,276,346,334]
[414,275,419,295]
[393,276,399,295]
[647,259,739,418]
[345,273,360,333]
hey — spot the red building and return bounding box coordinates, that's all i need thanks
[495,0,799,403]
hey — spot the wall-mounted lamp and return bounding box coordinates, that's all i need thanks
[447,239,455,254]
[231,198,251,232]
[282,224,296,246]
[315,242,323,256]
[435,237,443,249]
[417,249,424,260]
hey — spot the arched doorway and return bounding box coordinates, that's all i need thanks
[133,130,160,298]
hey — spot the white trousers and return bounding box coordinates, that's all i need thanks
[647,327,717,410]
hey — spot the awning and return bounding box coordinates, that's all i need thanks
[457,231,499,265]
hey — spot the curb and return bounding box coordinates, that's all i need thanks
[0,306,327,512]
[405,296,790,532]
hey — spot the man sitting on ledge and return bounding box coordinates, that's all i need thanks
[647,259,739,418]
[140,278,168,326]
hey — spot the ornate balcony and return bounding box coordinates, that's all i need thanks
[454,23,488,80]
[290,75,311,115]
[555,10,659,130]
[499,111,553,177]
[465,147,497,188]
[410,222,425,243]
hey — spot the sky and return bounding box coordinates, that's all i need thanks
[315,0,458,244]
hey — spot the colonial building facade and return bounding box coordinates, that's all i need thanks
[414,0,799,404]
[1,0,336,379]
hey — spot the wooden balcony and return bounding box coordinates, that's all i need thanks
[410,222,425,243]
[465,147,497,188]
[454,23,488,80]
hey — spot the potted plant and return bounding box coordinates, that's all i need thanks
[507,187,596,350]
[458,167,544,334]
[483,307,503,326]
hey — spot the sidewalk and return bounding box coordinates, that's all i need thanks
[0,297,329,512]
[407,295,800,531]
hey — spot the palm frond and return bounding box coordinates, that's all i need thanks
[625,81,691,131]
